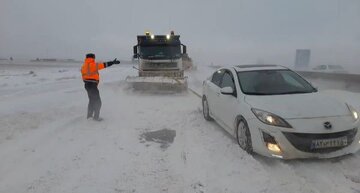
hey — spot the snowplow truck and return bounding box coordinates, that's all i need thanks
[126,32,188,92]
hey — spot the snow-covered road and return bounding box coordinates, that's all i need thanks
[0,63,359,193]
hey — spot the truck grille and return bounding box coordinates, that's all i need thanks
[282,128,357,153]
[139,70,184,77]
[143,62,178,68]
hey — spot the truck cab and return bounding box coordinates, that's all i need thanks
[133,32,187,78]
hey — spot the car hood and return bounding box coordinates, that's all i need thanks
[244,92,349,119]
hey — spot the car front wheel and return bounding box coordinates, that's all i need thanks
[236,118,253,153]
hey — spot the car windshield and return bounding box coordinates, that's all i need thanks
[139,45,181,59]
[237,69,316,95]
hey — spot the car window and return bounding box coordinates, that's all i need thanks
[220,71,237,97]
[220,71,235,89]
[211,69,224,87]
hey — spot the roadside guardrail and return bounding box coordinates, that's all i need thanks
[296,71,360,92]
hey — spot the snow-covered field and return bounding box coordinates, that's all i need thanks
[0,62,359,193]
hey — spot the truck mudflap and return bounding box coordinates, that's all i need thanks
[125,76,188,92]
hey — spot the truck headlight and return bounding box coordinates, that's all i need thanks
[346,104,359,121]
[251,108,292,128]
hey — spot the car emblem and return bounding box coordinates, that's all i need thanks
[324,122,332,129]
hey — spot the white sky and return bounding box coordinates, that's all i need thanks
[1,0,360,66]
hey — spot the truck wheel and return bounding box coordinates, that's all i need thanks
[202,96,213,121]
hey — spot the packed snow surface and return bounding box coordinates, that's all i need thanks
[0,62,359,193]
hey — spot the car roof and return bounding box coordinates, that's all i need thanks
[233,64,288,72]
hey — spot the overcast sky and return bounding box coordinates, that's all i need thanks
[1,0,360,66]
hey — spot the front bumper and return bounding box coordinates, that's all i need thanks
[247,117,360,159]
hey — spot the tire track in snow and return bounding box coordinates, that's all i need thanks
[255,157,321,193]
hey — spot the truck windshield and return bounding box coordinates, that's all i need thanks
[237,70,316,95]
[139,45,181,59]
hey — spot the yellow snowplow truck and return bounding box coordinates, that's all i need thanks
[126,31,188,92]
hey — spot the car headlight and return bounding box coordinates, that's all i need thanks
[346,104,359,121]
[251,108,292,128]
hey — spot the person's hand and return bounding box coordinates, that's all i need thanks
[113,58,120,64]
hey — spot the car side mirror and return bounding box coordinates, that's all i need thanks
[182,44,187,54]
[133,45,138,59]
[220,87,234,95]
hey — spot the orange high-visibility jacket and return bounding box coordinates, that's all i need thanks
[81,58,105,82]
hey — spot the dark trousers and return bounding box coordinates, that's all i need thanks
[84,81,102,119]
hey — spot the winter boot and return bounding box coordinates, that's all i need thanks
[87,111,93,119]
[93,117,103,121]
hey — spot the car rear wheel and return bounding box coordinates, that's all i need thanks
[236,118,253,153]
[202,96,213,121]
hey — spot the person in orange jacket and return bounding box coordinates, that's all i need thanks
[81,53,120,121]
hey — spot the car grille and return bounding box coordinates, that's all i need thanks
[282,128,358,153]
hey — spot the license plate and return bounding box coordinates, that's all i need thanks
[311,137,348,149]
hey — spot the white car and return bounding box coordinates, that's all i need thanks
[202,64,360,159]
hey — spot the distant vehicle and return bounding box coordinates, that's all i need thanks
[312,64,348,74]
[126,31,190,92]
[202,64,360,159]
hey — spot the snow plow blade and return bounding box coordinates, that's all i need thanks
[126,76,188,92]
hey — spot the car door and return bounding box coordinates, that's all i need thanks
[217,70,239,133]
[205,69,224,119]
